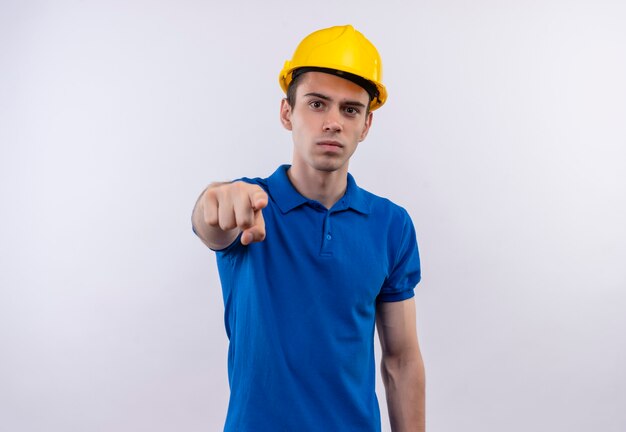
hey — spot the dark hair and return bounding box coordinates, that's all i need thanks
[285,67,378,114]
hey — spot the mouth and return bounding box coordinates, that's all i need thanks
[317,140,343,149]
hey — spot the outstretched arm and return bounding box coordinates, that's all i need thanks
[191,181,268,250]
[376,297,425,432]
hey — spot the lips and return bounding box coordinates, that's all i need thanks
[317,140,343,148]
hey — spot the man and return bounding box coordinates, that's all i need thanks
[192,25,425,431]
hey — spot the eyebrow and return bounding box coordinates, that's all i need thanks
[303,92,367,109]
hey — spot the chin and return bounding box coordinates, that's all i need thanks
[316,166,339,173]
[311,160,347,173]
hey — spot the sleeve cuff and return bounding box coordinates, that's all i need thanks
[376,288,415,303]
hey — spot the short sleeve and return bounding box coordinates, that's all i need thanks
[377,210,421,302]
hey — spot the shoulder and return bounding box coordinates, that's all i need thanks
[355,185,421,293]
[357,184,413,223]
[237,176,268,189]
[235,165,291,197]
[353,184,418,257]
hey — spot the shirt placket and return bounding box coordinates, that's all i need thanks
[320,211,333,257]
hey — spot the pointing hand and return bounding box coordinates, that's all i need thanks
[201,181,268,246]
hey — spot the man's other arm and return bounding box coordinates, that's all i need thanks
[191,181,268,250]
[376,297,426,432]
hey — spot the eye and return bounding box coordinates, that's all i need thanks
[309,100,324,110]
[344,106,360,116]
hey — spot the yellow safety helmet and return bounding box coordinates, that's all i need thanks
[279,25,387,111]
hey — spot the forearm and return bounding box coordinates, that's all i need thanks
[381,352,426,432]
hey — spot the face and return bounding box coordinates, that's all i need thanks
[280,71,373,175]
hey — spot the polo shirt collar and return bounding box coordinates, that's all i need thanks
[345,172,371,214]
[267,165,371,215]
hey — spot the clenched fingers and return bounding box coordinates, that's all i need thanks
[203,182,268,243]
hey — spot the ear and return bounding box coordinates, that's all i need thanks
[358,111,373,142]
[280,98,293,131]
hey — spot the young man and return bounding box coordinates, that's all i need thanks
[192,25,425,431]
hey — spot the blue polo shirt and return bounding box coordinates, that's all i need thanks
[214,165,421,431]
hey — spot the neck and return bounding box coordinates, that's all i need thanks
[287,164,348,209]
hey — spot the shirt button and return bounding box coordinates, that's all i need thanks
[326,234,332,240]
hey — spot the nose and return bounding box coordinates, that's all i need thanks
[322,109,343,133]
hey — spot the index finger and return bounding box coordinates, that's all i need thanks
[249,188,268,211]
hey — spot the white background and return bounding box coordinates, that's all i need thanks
[2,1,625,431]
